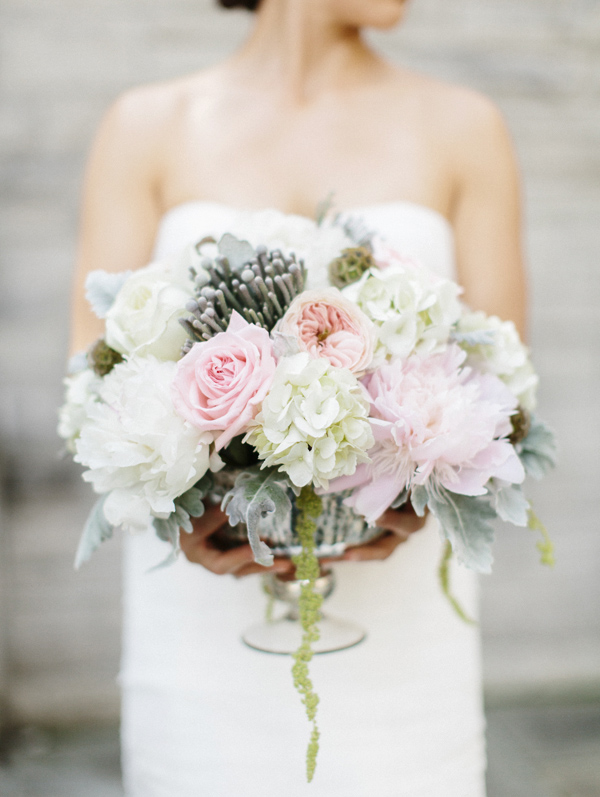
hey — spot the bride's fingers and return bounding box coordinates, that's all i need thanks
[342,532,405,562]
[232,559,295,579]
[377,508,426,536]
[187,504,230,540]
[180,529,294,578]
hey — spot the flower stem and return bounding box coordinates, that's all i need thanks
[291,485,324,783]
[438,540,476,625]
[527,507,555,567]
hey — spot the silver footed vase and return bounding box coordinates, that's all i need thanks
[212,471,381,654]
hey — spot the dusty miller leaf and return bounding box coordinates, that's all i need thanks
[410,485,429,517]
[85,269,132,319]
[426,487,496,574]
[517,416,557,479]
[217,233,255,272]
[450,329,497,346]
[75,495,114,569]
[222,468,292,567]
[488,481,529,527]
[391,488,409,510]
[149,515,181,571]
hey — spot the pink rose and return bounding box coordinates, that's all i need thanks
[278,288,376,375]
[171,312,276,450]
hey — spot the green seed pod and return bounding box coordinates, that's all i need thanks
[509,406,531,445]
[88,338,124,377]
[328,246,375,289]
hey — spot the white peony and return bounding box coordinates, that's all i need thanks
[343,264,462,361]
[74,357,215,533]
[245,352,373,489]
[105,263,193,361]
[455,311,538,410]
[226,209,354,290]
[57,369,102,453]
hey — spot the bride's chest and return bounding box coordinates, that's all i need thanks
[161,96,453,218]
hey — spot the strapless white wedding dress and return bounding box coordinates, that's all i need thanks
[120,202,487,796]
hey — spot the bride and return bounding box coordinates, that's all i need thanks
[71,0,527,794]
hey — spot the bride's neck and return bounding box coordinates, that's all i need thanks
[230,0,383,101]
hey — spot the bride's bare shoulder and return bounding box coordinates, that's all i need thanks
[96,68,219,145]
[391,67,512,152]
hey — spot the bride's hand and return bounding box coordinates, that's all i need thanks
[332,506,427,564]
[179,504,295,578]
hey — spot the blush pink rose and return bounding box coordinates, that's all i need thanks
[171,311,276,450]
[278,288,376,375]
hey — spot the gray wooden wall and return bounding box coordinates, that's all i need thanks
[0,0,598,724]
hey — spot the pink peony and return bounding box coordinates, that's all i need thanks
[171,312,277,450]
[327,344,525,524]
[278,288,376,375]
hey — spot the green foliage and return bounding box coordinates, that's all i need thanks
[150,475,213,570]
[528,507,556,567]
[426,486,496,573]
[222,467,292,566]
[438,540,476,625]
[291,486,324,783]
[74,495,114,569]
[517,415,557,479]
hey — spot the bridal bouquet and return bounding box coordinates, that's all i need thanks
[59,208,556,781]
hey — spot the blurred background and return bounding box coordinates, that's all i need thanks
[0,0,598,794]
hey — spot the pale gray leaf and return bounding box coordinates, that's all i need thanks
[427,488,496,573]
[410,485,429,516]
[67,351,88,375]
[176,486,207,520]
[489,482,529,527]
[85,270,132,319]
[517,416,557,479]
[218,234,255,272]
[222,468,292,566]
[391,488,409,510]
[450,329,496,346]
[74,495,114,569]
[148,515,181,571]
[271,331,301,359]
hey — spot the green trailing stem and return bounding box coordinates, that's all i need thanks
[527,507,555,567]
[438,540,476,626]
[291,486,324,783]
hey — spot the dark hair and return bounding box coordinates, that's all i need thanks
[218,0,260,9]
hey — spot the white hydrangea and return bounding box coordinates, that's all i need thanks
[342,264,462,361]
[456,311,538,410]
[105,262,193,361]
[74,357,215,533]
[57,369,102,454]
[226,209,354,290]
[245,352,373,489]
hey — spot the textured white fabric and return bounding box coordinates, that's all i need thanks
[120,202,487,796]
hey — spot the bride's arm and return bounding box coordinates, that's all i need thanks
[342,96,529,564]
[70,90,297,578]
[70,92,163,354]
[451,95,528,339]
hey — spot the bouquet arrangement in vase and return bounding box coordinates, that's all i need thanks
[59,208,556,781]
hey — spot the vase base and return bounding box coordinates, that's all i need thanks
[242,614,366,655]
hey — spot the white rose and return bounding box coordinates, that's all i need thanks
[105,263,192,361]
